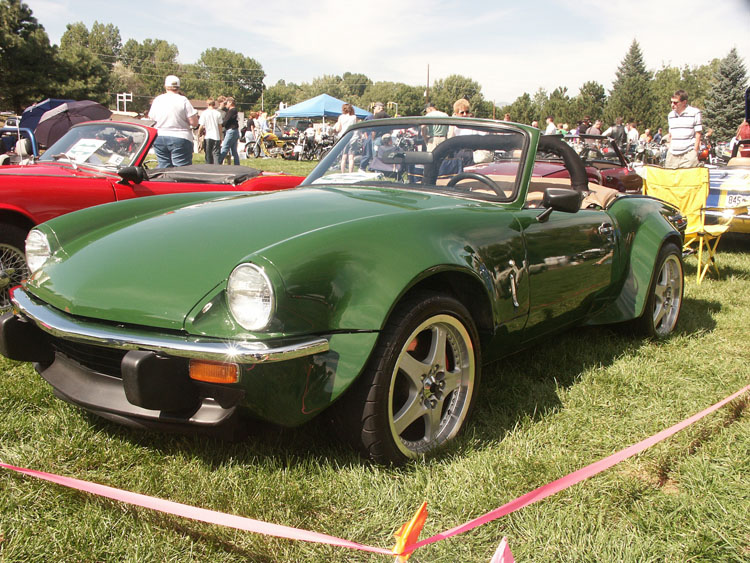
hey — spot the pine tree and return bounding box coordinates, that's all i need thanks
[605,40,657,127]
[704,48,748,141]
[0,0,57,112]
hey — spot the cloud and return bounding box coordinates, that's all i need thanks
[23,0,750,105]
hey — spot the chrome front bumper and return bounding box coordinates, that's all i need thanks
[11,288,329,364]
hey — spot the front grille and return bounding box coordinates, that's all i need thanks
[49,336,128,377]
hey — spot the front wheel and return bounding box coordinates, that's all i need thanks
[0,224,30,312]
[339,292,480,465]
[633,242,683,338]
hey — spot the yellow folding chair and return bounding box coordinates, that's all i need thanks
[643,165,748,284]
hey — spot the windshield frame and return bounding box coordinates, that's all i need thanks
[302,117,532,203]
[39,121,152,170]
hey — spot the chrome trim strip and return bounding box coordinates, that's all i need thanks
[12,288,329,363]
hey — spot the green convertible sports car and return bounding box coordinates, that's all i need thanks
[0,117,686,464]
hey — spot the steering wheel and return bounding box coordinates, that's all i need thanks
[446,172,505,196]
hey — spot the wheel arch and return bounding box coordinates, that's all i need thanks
[0,208,36,239]
[586,215,683,326]
[388,268,495,347]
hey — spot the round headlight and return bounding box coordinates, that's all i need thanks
[25,229,52,274]
[227,263,274,331]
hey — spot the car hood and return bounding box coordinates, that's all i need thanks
[0,162,109,179]
[28,186,469,330]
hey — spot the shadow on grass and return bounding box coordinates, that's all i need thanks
[80,295,724,473]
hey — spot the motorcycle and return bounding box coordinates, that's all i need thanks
[634,141,662,165]
[293,127,317,161]
[248,130,296,159]
[314,131,335,160]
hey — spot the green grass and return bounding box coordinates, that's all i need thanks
[193,152,318,176]
[1,233,749,561]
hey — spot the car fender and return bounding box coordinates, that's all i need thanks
[184,205,520,344]
[0,203,36,230]
[276,209,515,331]
[585,196,682,325]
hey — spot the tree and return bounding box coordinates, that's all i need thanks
[532,88,549,122]
[571,81,606,123]
[430,74,485,116]
[120,38,180,101]
[261,79,304,113]
[502,92,536,125]
[341,72,371,101]
[88,21,121,66]
[544,86,573,126]
[55,22,110,103]
[109,61,145,107]
[300,74,347,101]
[360,82,424,116]
[53,44,110,102]
[0,0,57,112]
[605,40,657,127]
[181,48,264,109]
[704,48,748,141]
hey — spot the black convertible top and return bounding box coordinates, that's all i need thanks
[146,164,262,185]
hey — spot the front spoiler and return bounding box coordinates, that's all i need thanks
[11,287,329,363]
[42,352,242,435]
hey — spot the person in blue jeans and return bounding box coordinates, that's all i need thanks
[148,75,198,168]
[219,97,240,165]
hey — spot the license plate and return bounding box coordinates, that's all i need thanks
[293,146,302,153]
[726,194,749,207]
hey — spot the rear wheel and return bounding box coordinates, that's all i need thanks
[339,292,480,465]
[633,242,683,338]
[0,224,30,312]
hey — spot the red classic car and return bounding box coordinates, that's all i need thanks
[468,134,642,194]
[0,120,304,309]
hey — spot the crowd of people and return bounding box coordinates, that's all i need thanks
[147,75,750,171]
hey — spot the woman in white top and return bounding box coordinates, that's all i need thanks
[335,103,359,172]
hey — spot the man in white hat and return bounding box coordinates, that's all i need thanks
[147,75,199,167]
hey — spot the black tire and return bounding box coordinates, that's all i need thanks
[0,224,30,312]
[252,144,261,159]
[338,292,481,465]
[281,142,296,160]
[632,242,683,338]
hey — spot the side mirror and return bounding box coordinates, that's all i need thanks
[118,166,147,184]
[536,187,582,222]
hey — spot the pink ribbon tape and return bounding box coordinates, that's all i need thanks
[0,461,392,555]
[3,383,747,558]
[409,383,750,552]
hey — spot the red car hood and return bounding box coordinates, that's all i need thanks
[0,162,110,179]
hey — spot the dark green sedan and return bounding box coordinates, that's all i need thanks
[0,117,685,464]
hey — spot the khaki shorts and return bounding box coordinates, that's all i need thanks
[665,148,699,169]
[427,136,446,152]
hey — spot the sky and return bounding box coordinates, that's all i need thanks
[25,0,750,106]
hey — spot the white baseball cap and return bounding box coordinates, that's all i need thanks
[164,75,180,88]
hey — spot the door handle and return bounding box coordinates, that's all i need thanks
[598,223,614,238]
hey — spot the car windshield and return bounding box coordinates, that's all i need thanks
[39,122,148,169]
[303,119,528,201]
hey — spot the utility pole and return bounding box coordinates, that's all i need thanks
[425,64,430,105]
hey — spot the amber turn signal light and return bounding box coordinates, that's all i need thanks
[189,359,239,384]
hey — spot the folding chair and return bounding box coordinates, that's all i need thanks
[643,165,749,284]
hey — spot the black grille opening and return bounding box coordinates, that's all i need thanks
[49,337,128,377]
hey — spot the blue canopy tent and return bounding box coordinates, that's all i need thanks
[275,94,371,120]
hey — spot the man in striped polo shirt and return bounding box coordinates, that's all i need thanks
[665,89,702,169]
